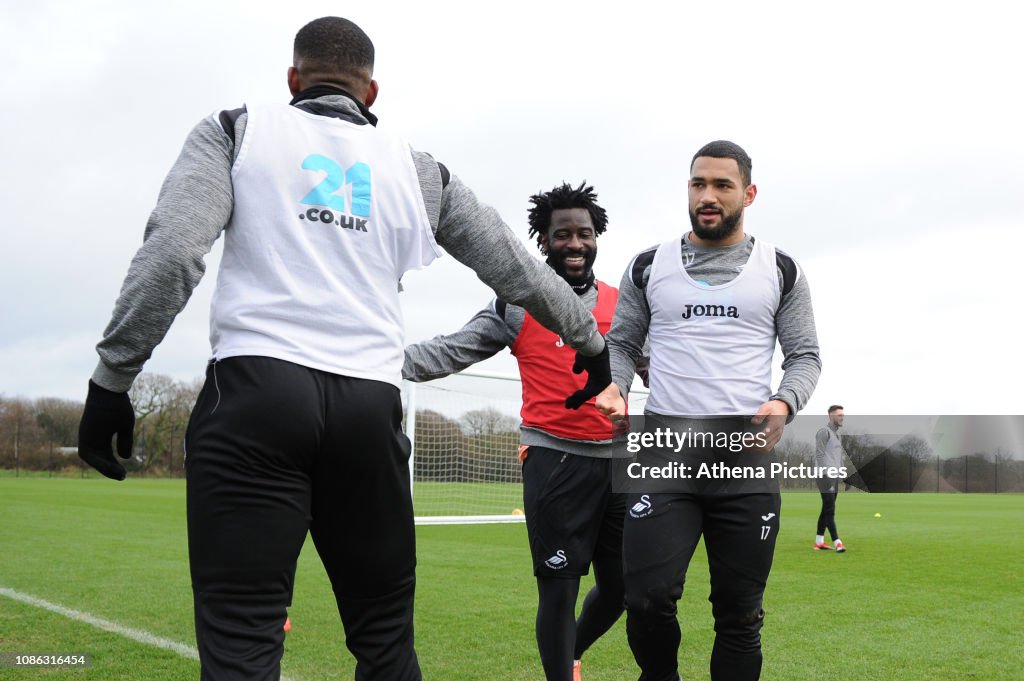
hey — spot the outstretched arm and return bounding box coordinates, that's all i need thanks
[92,114,234,392]
[82,113,234,480]
[403,300,517,382]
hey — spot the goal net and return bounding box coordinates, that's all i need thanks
[403,371,523,524]
[403,370,647,525]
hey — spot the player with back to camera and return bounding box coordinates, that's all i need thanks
[405,181,638,681]
[75,17,612,681]
[596,141,821,681]
[814,404,847,552]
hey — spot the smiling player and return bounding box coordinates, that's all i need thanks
[405,181,633,681]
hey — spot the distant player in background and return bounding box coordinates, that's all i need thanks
[405,182,634,681]
[814,405,847,552]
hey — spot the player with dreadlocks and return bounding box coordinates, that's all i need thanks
[404,181,636,681]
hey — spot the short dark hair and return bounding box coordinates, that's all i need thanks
[527,181,608,250]
[828,405,844,414]
[294,17,374,79]
[691,140,752,186]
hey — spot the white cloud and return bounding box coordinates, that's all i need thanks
[792,221,1024,415]
[2,0,1021,412]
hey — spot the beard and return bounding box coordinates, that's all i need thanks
[689,205,743,242]
[546,248,597,286]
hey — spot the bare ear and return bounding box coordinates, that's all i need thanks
[287,67,302,96]
[743,183,758,207]
[364,79,379,108]
[538,234,549,255]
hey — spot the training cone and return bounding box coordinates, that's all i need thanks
[284,616,291,633]
[874,513,882,518]
[512,508,524,515]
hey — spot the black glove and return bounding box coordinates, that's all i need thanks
[565,345,612,410]
[78,380,135,481]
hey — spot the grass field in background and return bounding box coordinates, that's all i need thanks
[0,472,525,517]
[412,481,524,516]
[1,478,1021,680]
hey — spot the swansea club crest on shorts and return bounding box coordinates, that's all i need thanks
[544,550,568,569]
[629,494,654,518]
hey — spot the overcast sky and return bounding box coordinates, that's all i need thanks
[2,0,1021,415]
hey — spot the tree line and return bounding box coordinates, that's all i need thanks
[0,373,201,477]
[3,383,1021,491]
[0,377,522,481]
[774,431,1023,492]
[411,407,522,484]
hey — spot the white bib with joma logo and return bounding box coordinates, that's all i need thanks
[210,103,440,387]
[645,237,779,416]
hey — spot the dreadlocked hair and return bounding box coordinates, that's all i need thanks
[527,181,608,250]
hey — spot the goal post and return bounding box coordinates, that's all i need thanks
[404,370,525,525]
[403,369,647,525]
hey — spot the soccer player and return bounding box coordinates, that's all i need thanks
[815,405,847,552]
[596,141,821,681]
[404,182,632,681]
[75,18,611,681]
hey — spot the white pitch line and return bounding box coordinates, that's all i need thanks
[0,586,198,660]
[0,586,301,681]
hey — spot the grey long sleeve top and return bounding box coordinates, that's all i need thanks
[607,233,821,414]
[91,93,604,391]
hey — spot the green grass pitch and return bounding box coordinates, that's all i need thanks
[1,478,1021,680]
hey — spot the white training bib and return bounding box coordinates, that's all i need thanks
[210,103,440,387]
[644,237,779,416]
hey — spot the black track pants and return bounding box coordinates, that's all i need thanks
[185,356,419,681]
[817,491,838,540]
[623,492,780,681]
